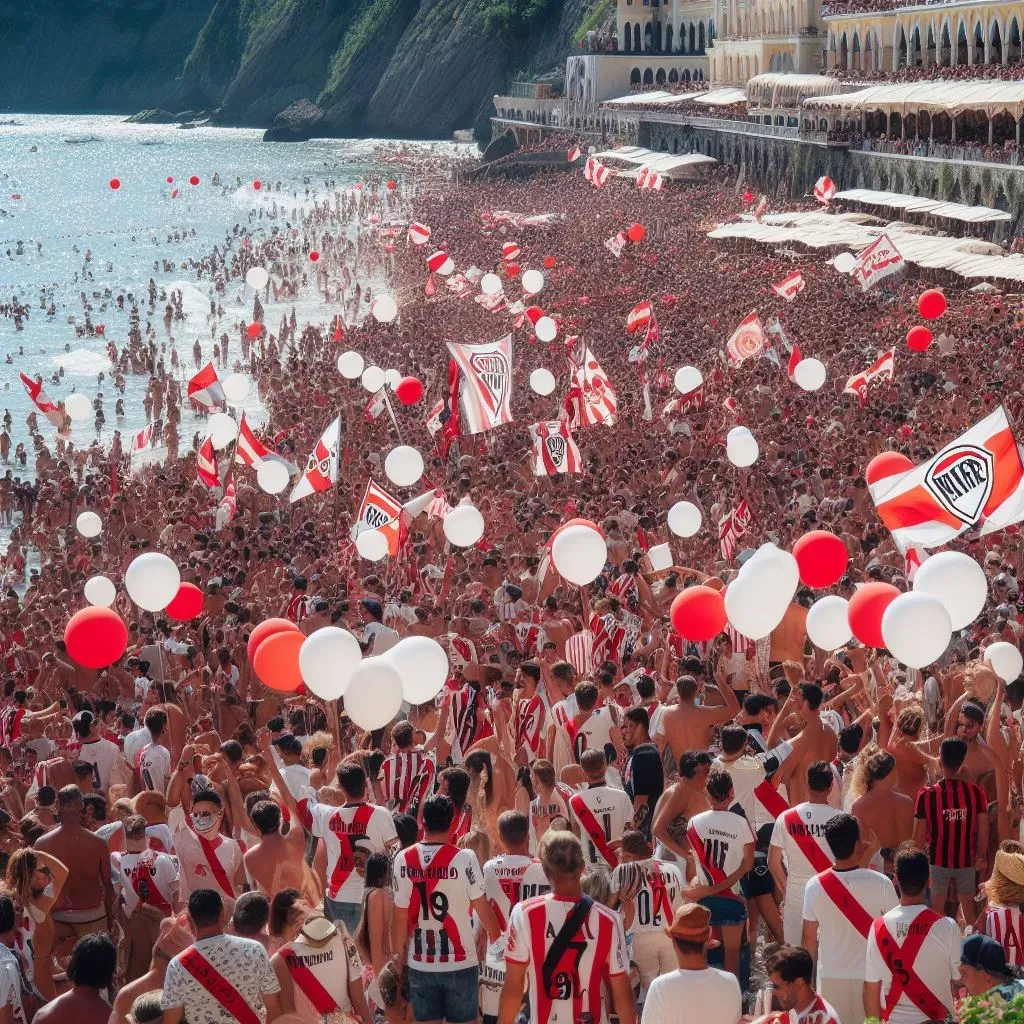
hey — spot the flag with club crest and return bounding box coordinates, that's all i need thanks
[353,478,404,555]
[289,417,341,503]
[563,341,617,429]
[852,234,905,292]
[604,231,627,257]
[719,500,753,561]
[725,312,768,366]
[446,335,514,435]
[844,351,894,406]
[529,420,582,476]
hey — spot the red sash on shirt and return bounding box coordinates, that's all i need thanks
[406,844,466,964]
[686,825,741,901]
[178,945,262,1024]
[327,804,376,899]
[449,806,471,843]
[281,945,338,1014]
[194,830,235,897]
[128,852,172,915]
[781,807,832,873]
[817,868,874,939]
[873,909,947,1022]
[648,863,672,923]
[753,778,790,819]
[569,793,616,867]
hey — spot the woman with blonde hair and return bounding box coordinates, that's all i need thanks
[849,748,913,876]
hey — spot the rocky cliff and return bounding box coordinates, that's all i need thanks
[1,0,609,139]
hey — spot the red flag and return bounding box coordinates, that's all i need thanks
[772,272,805,302]
[626,301,653,334]
[814,176,837,205]
[787,342,803,383]
[234,413,271,466]
[188,363,225,409]
[196,436,220,488]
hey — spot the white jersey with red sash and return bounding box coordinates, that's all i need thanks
[171,938,273,1024]
[378,751,436,813]
[513,693,546,761]
[512,611,545,657]
[866,905,959,1024]
[393,842,485,971]
[279,931,353,1017]
[451,682,493,756]
[114,849,178,917]
[687,808,754,901]
[609,857,683,934]
[175,822,242,899]
[567,785,633,868]
[506,894,629,1024]
[310,800,398,903]
[449,805,473,844]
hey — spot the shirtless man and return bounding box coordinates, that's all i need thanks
[243,797,320,903]
[35,785,114,947]
[776,683,838,806]
[651,750,713,867]
[658,675,740,774]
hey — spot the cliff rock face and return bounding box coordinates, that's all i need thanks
[3,0,607,139]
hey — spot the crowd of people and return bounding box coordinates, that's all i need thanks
[0,132,1023,1024]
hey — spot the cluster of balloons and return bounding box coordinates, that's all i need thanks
[906,290,947,352]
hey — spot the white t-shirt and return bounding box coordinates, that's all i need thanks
[173,825,243,898]
[123,726,152,768]
[0,943,25,1024]
[864,904,961,1024]
[610,857,684,934]
[566,784,634,869]
[687,809,755,898]
[113,849,179,917]
[393,842,484,972]
[309,799,399,903]
[642,967,741,1024]
[77,736,121,791]
[162,934,280,1024]
[802,868,898,979]
[279,762,312,803]
[769,803,842,884]
[362,621,399,654]
[139,742,172,794]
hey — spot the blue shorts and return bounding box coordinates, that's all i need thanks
[408,965,480,1023]
[699,893,749,926]
[323,897,361,934]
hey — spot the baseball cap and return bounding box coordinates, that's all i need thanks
[961,933,1012,978]
[272,734,303,756]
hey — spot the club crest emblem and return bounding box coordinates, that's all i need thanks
[924,443,993,525]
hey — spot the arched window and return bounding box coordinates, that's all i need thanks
[973,20,985,63]
[669,67,679,82]
[957,21,968,64]
[689,23,696,51]
[631,67,642,86]
[623,21,632,52]
[643,67,654,85]
[991,20,1003,63]
[1009,18,1022,62]
[684,68,692,81]
[656,67,666,83]
[634,23,641,50]
[698,21,706,53]
[666,23,673,52]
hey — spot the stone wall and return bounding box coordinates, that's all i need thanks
[642,120,1024,229]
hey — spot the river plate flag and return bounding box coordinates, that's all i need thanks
[289,416,340,503]
[871,405,1024,551]
[529,420,582,476]
[446,335,514,435]
[188,363,226,410]
[352,478,404,555]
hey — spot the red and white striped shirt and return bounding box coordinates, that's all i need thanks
[983,904,1024,966]
[377,751,435,813]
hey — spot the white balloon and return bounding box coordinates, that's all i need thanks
[726,426,759,467]
[209,412,238,449]
[356,529,389,561]
[125,552,180,612]
[65,393,92,422]
[361,365,386,392]
[299,627,362,700]
[245,266,269,290]
[443,504,485,547]
[76,511,102,538]
[480,273,503,296]
[521,269,545,295]
[387,636,450,704]
[913,551,988,631]
[384,368,402,389]
[256,460,290,494]
[667,501,702,538]
[385,446,424,487]
[833,252,857,274]
[535,316,557,343]
[372,295,398,323]
[674,366,703,394]
[724,543,799,640]
[806,595,853,651]
[985,640,1024,683]
[222,373,250,405]
[793,358,827,392]
[881,592,952,669]
[344,659,403,731]
[84,575,116,607]
[337,351,365,380]
[552,523,608,586]
[529,368,556,396]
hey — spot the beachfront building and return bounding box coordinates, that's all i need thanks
[823,0,1024,74]
[617,0,717,64]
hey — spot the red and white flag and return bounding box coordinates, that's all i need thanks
[354,478,404,555]
[364,387,389,423]
[626,300,653,334]
[905,545,930,582]
[131,418,163,453]
[425,399,446,437]
[725,312,768,366]
[753,196,768,222]
[408,222,431,245]
[564,343,617,429]
[474,290,507,313]
[663,384,704,419]
[723,395,738,414]
[529,420,582,476]
[787,342,803,383]
[604,231,627,257]
[216,478,237,530]
[567,145,581,163]
[196,436,220,488]
[502,242,520,262]
[772,272,805,302]
[636,167,663,191]
[188,363,225,409]
[446,335,514,435]
[289,417,341,503]
[852,234,905,292]
[872,406,1024,551]
[234,413,271,466]
[813,176,837,205]
[18,373,62,427]
[427,250,454,276]
[584,157,609,187]
[719,500,753,561]
[844,350,894,406]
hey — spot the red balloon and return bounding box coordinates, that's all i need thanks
[671,586,726,642]
[627,223,646,243]
[253,180,262,190]
[865,451,914,486]
[742,191,754,203]
[525,305,544,326]
[918,289,947,320]
[166,176,174,184]
[247,617,300,663]
[387,180,397,190]
[246,322,262,338]
[165,582,204,621]
[109,178,121,191]
[309,251,320,262]
[543,256,556,269]
[792,531,848,588]
[395,376,424,405]
[253,630,304,692]
[847,582,900,649]
[907,325,932,352]
[65,607,128,669]
[189,175,200,186]
[505,262,520,278]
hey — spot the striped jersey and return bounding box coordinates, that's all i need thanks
[983,904,1024,966]
[377,751,436,813]
[512,694,546,761]
[914,777,987,869]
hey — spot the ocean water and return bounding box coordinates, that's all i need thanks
[0,114,467,470]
